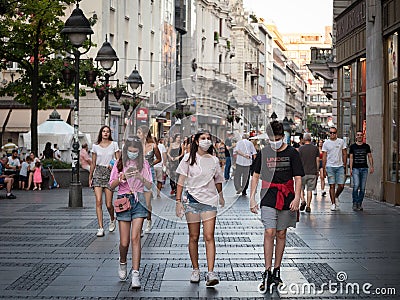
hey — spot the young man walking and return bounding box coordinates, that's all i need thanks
[299,133,319,213]
[234,134,256,196]
[322,126,347,211]
[250,121,304,293]
[349,130,374,211]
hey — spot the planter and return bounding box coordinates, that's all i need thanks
[122,101,130,111]
[84,70,98,85]
[95,87,106,101]
[113,89,124,100]
[44,169,89,188]
[61,68,76,86]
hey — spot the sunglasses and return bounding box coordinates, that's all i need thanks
[329,132,337,134]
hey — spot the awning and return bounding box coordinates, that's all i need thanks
[1,109,71,132]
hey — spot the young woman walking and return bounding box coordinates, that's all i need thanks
[167,133,183,195]
[89,125,120,237]
[109,136,152,288]
[137,125,161,233]
[175,130,225,287]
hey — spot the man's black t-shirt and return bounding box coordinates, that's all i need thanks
[254,145,304,210]
[349,143,371,168]
[224,138,232,157]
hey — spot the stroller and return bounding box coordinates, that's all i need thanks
[48,166,60,189]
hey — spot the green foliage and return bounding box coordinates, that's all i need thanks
[41,158,72,169]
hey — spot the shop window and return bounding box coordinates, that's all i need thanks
[388,33,398,81]
[388,82,398,182]
[342,66,351,98]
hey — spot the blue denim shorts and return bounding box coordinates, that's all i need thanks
[326,166,345,185]
[115,193,148,221]
[183,192,217,214]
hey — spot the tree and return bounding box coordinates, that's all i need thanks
[0,0,94,155]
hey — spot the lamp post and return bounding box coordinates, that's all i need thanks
[126,66,144,132]
[61,2,93,208]
[227,95,238,132]
[95,36,119,126]
[251,104,261,132]
[270,111,278,121]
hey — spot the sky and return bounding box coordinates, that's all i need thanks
[243,0,333,34]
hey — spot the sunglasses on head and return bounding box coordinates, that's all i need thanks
[126,136,141,142]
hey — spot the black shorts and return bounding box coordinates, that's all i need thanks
[19,175,28,183]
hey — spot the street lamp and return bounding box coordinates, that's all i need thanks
[251,104,261,132]
[125,66,144,132]
[95,36,119,126]
[270,111,278,121]
[61,2,93,208]
[227,95,238,132]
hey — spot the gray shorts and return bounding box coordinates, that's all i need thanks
[302,174,317,191]
[261,206,297,230]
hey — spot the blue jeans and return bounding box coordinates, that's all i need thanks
[352,168,368,204]
[224,156,231,180]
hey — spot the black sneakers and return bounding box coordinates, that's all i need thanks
[300,201,306,211]
[6,193,16,199]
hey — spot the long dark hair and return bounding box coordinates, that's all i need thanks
[138,125,154,144]
[96,125,113,144]
[117,136,144,172]
[187,130,213,165]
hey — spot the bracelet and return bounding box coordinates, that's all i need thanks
[176,199,181,202]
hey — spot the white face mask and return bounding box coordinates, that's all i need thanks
[270,139,283,151]
[198,139,212,151]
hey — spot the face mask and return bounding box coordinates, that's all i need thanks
[198,139,212,151]
[270,139,283,151]
[127,150,139,160]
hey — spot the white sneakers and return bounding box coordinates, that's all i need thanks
[330,203,337,211]
[96,228,104,237]
[145,220,152,233]
[131,270,141,288]
[118,260,128,281]
[109,219,116,232]
[190,269,200,283]
[205,271,219,287]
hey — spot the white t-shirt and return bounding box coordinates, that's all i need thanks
[234,139,257,166]
[20,161,29,176]
[92,142,119,167]
[322,138,347,167]
[176,153,224,207]
[154,143,167,168]
[54,149,61,160]
[7,157,21,168]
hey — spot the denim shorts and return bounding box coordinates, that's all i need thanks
[183,192,217,214]
[326,166,345,185]
[115,193,148,221]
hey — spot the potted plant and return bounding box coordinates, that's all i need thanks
[172,109,184,119]
[111,84,127,100]
[93,82,109,101]
[184,111,193,117]
[122,99,130,111]
[131,97,141,111]
[61,62,76,86]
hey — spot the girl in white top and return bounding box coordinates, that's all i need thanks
[89,125,121,237]
[175,130,225,287]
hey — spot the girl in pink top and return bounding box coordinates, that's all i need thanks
[109,136,152,289]
[175,130,225,287]
[33,161,42,190]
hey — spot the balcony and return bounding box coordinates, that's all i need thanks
[310,47,334,64]
[244,62,252,72]
[250,67,259,77]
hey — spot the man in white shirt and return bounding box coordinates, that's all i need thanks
[322,126,347,211]
[233,134,256,196]
[154,137,167,198]
[53,144,61,161]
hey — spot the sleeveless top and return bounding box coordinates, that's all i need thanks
[170,147,180,159]
[144,144,155,166]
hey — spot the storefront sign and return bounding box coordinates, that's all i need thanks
[336,0,366,42]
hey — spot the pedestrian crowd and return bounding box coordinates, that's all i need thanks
[1,121,374,293]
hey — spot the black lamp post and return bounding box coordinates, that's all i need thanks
[270,111,278,121]
[227,95,238,132]
[95,36,119,126]
[125,66,144,132]
[251,104,261,132]
[61,2,93,208]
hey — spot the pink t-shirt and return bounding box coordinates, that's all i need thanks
[109,160,152,196]
[176,153,224,207]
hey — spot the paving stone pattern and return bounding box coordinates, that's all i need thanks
[0,183,399,299]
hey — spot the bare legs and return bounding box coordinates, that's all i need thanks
[118,218,145,270]
[263,228,287,270]
[94,187,115,229]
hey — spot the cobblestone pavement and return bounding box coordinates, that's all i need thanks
[0,179,399,299]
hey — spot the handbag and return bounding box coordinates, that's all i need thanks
[114,197,131,213]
